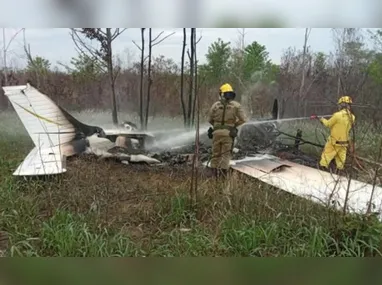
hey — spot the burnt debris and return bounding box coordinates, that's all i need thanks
[106,123,320,168]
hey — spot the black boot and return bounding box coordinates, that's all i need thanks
[317,163,328,172]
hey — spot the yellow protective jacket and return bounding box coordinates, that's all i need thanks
[320,109,355,144]
[208,99,247,129]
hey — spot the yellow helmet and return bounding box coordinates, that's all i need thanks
[219,83,234,94]
[338,96,353,104]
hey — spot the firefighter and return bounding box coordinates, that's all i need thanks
[311,96,355,172]
[207,83,247,178]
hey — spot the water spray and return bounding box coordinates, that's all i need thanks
[152,124,211,150]
[243,115,332,126]
[151,114,334,150]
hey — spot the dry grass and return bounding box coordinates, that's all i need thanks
[1,112,382,256]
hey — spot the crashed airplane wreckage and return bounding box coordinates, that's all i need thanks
[2,84,161,177]
[3,84,382,220]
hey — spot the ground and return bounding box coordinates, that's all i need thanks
[1,111,382,257]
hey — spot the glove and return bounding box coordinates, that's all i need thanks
[310,114,318,120]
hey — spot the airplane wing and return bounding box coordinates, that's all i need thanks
[230,155,382,220]
[13,147,67,176]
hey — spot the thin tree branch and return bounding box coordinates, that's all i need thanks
[71,30,102,60]
[57,61,75,72]
[98,28,107,36]
[70,29,107,71]
[196,35,202,44]
[152,32,176,47]
[4,28,24,52]
[112,28,127,40]
[152,31,164,43]
[132,40,142,51]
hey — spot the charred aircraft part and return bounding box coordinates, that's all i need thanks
[236,98,281,152]
[236,121,281,151]
[272,98,279,120]
[121,121,138,130]
[58,106,106,138]
[293,129,303,153]
[2,83,163,176]
[106,133,155,153]
[105,121,157,153]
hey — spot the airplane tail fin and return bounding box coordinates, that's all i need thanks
[2,84,77,150]
[2,83,98,175]
[12,146,67,176]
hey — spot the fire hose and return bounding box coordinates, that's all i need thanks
[275,129,376,171]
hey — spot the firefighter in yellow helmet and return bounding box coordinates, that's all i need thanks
[207,83,247,178]
[311,96,355,172]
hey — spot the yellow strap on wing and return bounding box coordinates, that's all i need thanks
[12,101,62,126]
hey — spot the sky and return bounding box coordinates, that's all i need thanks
[0,0,380,70]
[2,28,377,72]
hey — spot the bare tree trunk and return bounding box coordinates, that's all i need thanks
[70,28,126,121]
[2,28,7,86]
[189,29,200,209]
[189,63,200,210]
[298,28,310,117]
[2,28,9,109]
[132,28,174,129]
[139,28,145,130]
[238,28,246,50]
[187,28,195,129]
[236,28,249,113]
[106,28,118,125]
[191,29,197,127]
[180,28,187,127]
[144,28,152,130]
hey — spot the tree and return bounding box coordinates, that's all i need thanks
[150,56,179,117]
[331,28,371,99]
[2,28,23,86]
[368,53,382,86]
[242,41,270,81]
[297,28,311,117]
[139,28,145,130]
[133,29,175,130]
[23,29,51,89]
[226,28,247,96]
[70,53,103,81]
[230,40,271,116]
[312,52,327,77]
[70,28,126,125]
[186,28,196,129]
[145,28,152,130]
[199,38,231,85]
[191,29,199,127]
[180,28,187,127]
[184,28,198,129]
[26,56,51,74]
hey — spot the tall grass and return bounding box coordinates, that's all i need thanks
[1,111,382,256]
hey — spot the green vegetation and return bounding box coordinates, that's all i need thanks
[1,28,382,257]
[1,112,382,257]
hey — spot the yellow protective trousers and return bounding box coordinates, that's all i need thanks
[319,140,347,170]
[210,129,234,170]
